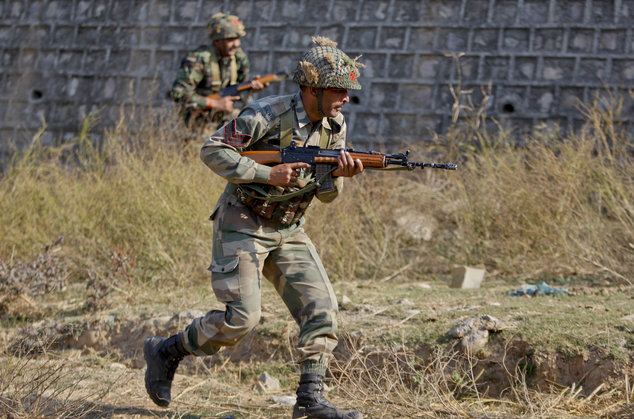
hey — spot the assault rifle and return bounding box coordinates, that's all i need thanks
[238,141,456,206]
[206,72,289,102]
[242,141,458,171]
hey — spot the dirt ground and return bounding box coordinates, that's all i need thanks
[2,272,633,418]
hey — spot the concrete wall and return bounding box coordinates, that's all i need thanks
[1,0,634,155]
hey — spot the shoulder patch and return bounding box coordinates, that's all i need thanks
[223,119,252,147]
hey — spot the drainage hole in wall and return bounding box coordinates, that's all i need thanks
[350,96,360,104]
[502,103,515,113]
[31,89,44,101]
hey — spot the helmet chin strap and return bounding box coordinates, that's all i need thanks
[316,88,326,118]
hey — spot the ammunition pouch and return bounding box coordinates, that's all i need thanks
[235,186,315,226]
[240,191,314,226]
[234,166,335,227]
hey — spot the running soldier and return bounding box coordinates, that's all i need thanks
[146,36,364,419]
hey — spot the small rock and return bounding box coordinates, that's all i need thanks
[450,266,486,289]
[272,394,296,406]
[146,316,172,330]
[75,330,100,347]
[394,209,438,241]
[108,362,127,370]
[459,328,490,352]
[255,372,281,393]
[339,295,353,310]
[447,315,508,353]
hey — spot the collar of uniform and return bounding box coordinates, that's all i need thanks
[294,91,335,133]
[321,117,333,130]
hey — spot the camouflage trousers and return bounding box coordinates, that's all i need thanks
[182,192,339,375]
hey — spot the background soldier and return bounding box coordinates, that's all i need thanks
[171,12,266,137]
[145,37,365,419]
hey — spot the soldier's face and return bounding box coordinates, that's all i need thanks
[321,88,350,117]
[214,38,241,57]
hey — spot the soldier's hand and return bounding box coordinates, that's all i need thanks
[268,162,311,187]
[206,95,241,112]
[332,150,363,177]
[250,80,267,92]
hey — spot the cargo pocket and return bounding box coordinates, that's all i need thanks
[208,255,241,302]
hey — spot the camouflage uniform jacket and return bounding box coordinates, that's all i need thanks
[201,92,346,206]
[171,45,251,110]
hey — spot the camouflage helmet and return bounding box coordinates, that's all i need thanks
[207,12,246,40]
[294,36,363,90]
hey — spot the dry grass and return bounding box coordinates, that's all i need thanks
[1,90,632,287]
[328,331,634,418]
[0,340,104,418]
[0,87,632,417]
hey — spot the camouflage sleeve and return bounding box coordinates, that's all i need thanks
[200,108,271,184]
[171,52,208,109]
[235,49,251,84]
[315,119,347,203]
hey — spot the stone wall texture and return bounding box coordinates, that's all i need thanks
[1,0,634,154]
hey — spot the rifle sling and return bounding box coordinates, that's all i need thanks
[229,55,237,85]
[280,107,294,149]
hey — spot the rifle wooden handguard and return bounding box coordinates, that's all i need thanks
[206,73,288,102]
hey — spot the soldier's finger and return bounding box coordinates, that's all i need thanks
[288,162,311,170]
[341,151,354,169]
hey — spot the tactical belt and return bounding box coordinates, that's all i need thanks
[233,187,312,226]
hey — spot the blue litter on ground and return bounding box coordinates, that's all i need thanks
[508,281,568,296]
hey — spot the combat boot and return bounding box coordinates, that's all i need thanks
[144,334,189,407]
[292,373,363,419]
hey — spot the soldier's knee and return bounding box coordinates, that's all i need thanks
[226,306,261,342]
[237,308,261,331]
